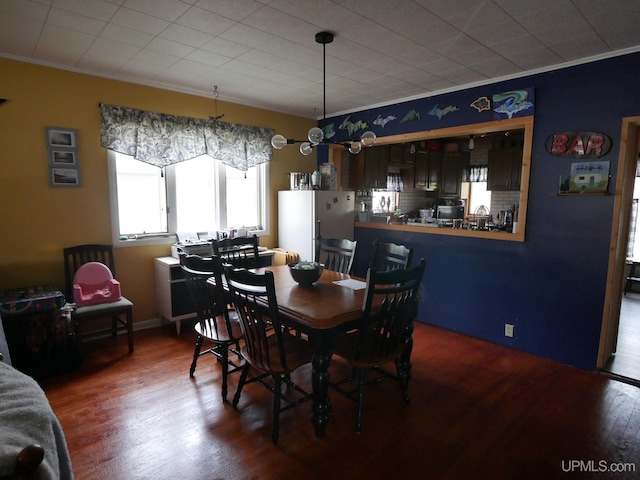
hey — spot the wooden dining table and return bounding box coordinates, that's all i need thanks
[250,264,370,437]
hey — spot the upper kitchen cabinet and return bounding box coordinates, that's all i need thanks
[389,143,415,167]
[440,152,469,198]
[487,146,523,191]
[364,145,389,189]
[415,149,441,191]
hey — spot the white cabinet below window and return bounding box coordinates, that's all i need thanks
[154,256,196,335]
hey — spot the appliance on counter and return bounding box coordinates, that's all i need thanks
[436,206,465,226]
[278,190,355,262]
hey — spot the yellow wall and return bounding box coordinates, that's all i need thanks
[0,58,316,323]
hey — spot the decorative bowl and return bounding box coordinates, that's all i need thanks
[288,261,324,286]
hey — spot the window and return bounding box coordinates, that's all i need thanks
[468,181,491,215]
[108,151,269,246]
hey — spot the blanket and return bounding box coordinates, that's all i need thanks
[0,361,73,479]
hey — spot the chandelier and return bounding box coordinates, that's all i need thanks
[271,31,376,156]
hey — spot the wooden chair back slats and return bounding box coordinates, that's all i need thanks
[211,235,260,269]
[368,240,413,273]
[315,237,357,275]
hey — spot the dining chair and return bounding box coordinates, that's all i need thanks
[315,237,358,274]
[211,235,260,269]
[368,239,413,272]
[179,254,244,402]
[330,258,426,433]
[226,267,313,444]
[63,244,134,353]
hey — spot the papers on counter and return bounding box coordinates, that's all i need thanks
[333,279,367,290]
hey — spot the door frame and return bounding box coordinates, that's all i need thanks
[598,116,640,369]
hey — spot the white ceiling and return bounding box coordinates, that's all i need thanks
[2,0,640,119]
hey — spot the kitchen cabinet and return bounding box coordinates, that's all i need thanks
[364,145,389,189]
[440,152,469,198]
[487,147,522,191]
[389,143,415,167]
[414,150,441,190]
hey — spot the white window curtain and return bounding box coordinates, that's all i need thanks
[467,165,488,182]
[99,104,273,171]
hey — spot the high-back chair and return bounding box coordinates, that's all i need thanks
[211,235,260,269]
[63,244,133,353]
[315,237,358,274]
[368,239,413,272]
[226,267,313,444]
[179,254,243,402]
[330,258,426,433]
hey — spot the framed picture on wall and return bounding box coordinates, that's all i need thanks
[49,149,78,166]
[45,127,78,149]
[50,167,81,187]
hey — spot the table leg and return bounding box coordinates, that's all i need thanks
[310,334,332,437]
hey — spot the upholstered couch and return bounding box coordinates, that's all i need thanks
[0,317,73,480]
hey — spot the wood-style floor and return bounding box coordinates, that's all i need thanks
[40,321,640,480]
[604,293,640,382]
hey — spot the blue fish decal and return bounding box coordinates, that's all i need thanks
[428,104,459,120]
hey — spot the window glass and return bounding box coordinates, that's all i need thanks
[109,152,268,245]
[468,182,492,215]
[115,154,167,235]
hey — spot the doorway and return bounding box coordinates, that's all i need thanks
[599,116,640,382]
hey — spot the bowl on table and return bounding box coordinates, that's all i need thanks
[288,261,324,286]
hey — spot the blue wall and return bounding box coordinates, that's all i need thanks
[327,53,640,371]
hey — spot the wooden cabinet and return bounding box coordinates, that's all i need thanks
[414,150,441,191]
[487,147,522,191]
[440,152,469,198]
[364,145,389,189]
[389,143,415,167]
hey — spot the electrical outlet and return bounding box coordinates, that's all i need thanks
[505,323,514,337]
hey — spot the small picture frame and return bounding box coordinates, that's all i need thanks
[50,167,81,187]
[45,127,78,149]
[50,149,77,166]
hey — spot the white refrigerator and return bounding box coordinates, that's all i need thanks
[278,190,355,262]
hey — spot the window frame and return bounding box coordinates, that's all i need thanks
[107,151,270,247]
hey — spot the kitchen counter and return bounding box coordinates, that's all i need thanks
[355,220,525,242]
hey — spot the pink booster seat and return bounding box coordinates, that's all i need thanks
[72,262,122,307]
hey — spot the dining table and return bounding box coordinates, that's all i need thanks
[246,264,413,438]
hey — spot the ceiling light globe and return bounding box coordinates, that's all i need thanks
[348,142,362,155]
[271,135,288,149]
[300,142,313,155]
[307,127,324,145]
[360,131,376,147]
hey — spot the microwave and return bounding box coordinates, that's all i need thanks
[436,206,464,220]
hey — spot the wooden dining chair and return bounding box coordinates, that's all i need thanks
[179,254,244,402]
[315,237,358,274]
[368,239,413,272]
[226,267,313,444]
[63,244,134,353]
[211,235,260,269]
[330,258,426,433]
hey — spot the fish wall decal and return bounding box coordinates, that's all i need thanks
[400,109,421,124]
[428,104,459,120]
[373,114,397,128]
[339,115,370,136]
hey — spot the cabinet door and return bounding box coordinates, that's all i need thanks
[440,152,467,198]
[364,145,389,189]
[414,150,441,190]
[487,148,522,191]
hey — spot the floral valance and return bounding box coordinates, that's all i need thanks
[99,104,273,171]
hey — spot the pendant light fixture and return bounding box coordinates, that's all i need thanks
[271,31,376,156]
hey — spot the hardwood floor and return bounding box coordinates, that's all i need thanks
[40,321,640,480]
[604,293,640,382]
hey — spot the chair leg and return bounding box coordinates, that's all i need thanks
[220,346,230,402]
[189,335,204,377]
[355,369,365,434]
[126,311,134,353]
[272,375,282,444]
[232,364,251,407]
